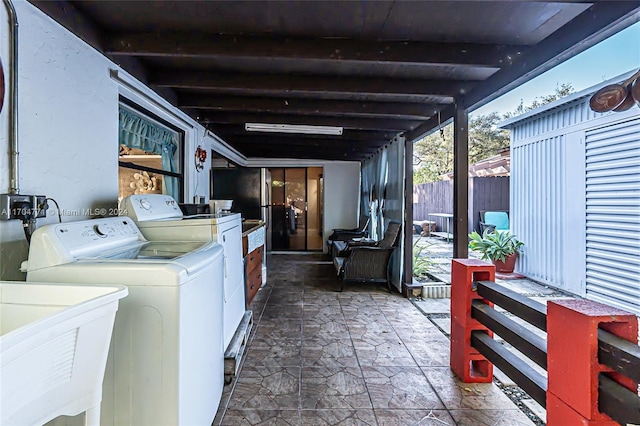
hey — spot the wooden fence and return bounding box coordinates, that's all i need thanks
[413,176,509,233]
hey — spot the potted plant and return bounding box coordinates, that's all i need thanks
[468,230,524,273]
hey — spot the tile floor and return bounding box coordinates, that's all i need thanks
[213,252,535,425]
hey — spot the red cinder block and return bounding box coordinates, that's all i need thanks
[450,260,496,383]
[450,321,493,382]
[450,259,495,325]
[547,393,619,426]
[547,299,639,422]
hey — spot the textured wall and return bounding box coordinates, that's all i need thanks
[0,1,117,279]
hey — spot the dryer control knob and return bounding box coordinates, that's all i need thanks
[139,199,152,210]
[93,224,110,237]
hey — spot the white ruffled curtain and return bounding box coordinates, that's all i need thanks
[119,106,180,200]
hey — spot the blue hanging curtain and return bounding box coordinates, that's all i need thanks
[385,138,404,291]
[119,107,180,200]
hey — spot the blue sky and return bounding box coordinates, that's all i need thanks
[473,21,640,117]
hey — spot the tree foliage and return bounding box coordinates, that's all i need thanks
[413,83,575,184]
[503,83,575,118]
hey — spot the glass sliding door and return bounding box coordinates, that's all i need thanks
[306,167,324,250]
[270,168,287,250]
[269,167,323,251]
[284,168,307,250]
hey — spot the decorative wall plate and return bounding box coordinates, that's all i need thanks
[0,58,5,114]
[589,84,627,113]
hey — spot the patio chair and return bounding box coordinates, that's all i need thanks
[332,221,402,292]
[479,211,510,234]
[326,217,370,250]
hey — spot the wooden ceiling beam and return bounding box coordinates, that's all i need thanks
[106,33,521,68]
[230,144,373,161]
[179,94,439,119]
[222,136,385,149]
[200,112,421,131]
[152,71,467,99]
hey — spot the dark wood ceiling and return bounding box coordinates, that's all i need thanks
[30,1,640,162]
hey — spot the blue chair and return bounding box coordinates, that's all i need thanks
[479,211,509,234]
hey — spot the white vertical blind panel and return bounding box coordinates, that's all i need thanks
[585,118,640,315]
[511,135,565,287]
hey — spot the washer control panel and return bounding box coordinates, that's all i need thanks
[53,217,141,257]
[120,194,184,222]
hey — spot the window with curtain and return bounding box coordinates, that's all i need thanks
[118,102,183,202]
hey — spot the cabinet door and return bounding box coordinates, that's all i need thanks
[221,225,243,302]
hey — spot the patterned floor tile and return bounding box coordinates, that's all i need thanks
[303,305,345,319]
[343,313,391,328]
[261,303,303,320]
[375,409,455,426]
[304,321,351,339]
[219,409,299,425]
[348,324,403,346]
[423,367,515,410]
[393,324,448,341]
[217,253,538,424]
[401,333,451,367]
[229,366,300,410]
[243,338,301,368]
[449,409,536,425]
[255,322,302,340]
[362,366,444,409]
[301,367,372,409]
[300,409,377,425]
[302,337,360,368]
[303,291,343,306]
[352,338,417,367]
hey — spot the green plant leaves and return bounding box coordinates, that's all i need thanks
[468,230,524,262]
[413,237,434,277]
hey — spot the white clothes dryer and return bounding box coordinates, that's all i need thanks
[23,217,224,426]
[121,194,246,350]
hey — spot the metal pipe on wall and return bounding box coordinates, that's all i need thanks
[3,0,18,194]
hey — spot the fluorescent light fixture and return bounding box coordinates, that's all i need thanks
[245,122,343,135]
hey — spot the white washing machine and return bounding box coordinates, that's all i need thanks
[121,194,246,350]
[23,217,225,426]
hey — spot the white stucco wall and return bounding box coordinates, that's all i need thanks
[1,1,117,279]
[0,1,363,277]
[322,162,361,251]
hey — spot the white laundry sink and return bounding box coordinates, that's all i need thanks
[0,281,127,426]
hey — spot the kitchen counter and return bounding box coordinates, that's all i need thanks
[241,221,265,308]
[242,220,264,236]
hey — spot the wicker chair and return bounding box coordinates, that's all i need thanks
[332,221,402,292]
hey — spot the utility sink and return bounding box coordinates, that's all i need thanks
[0,281,127,425]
